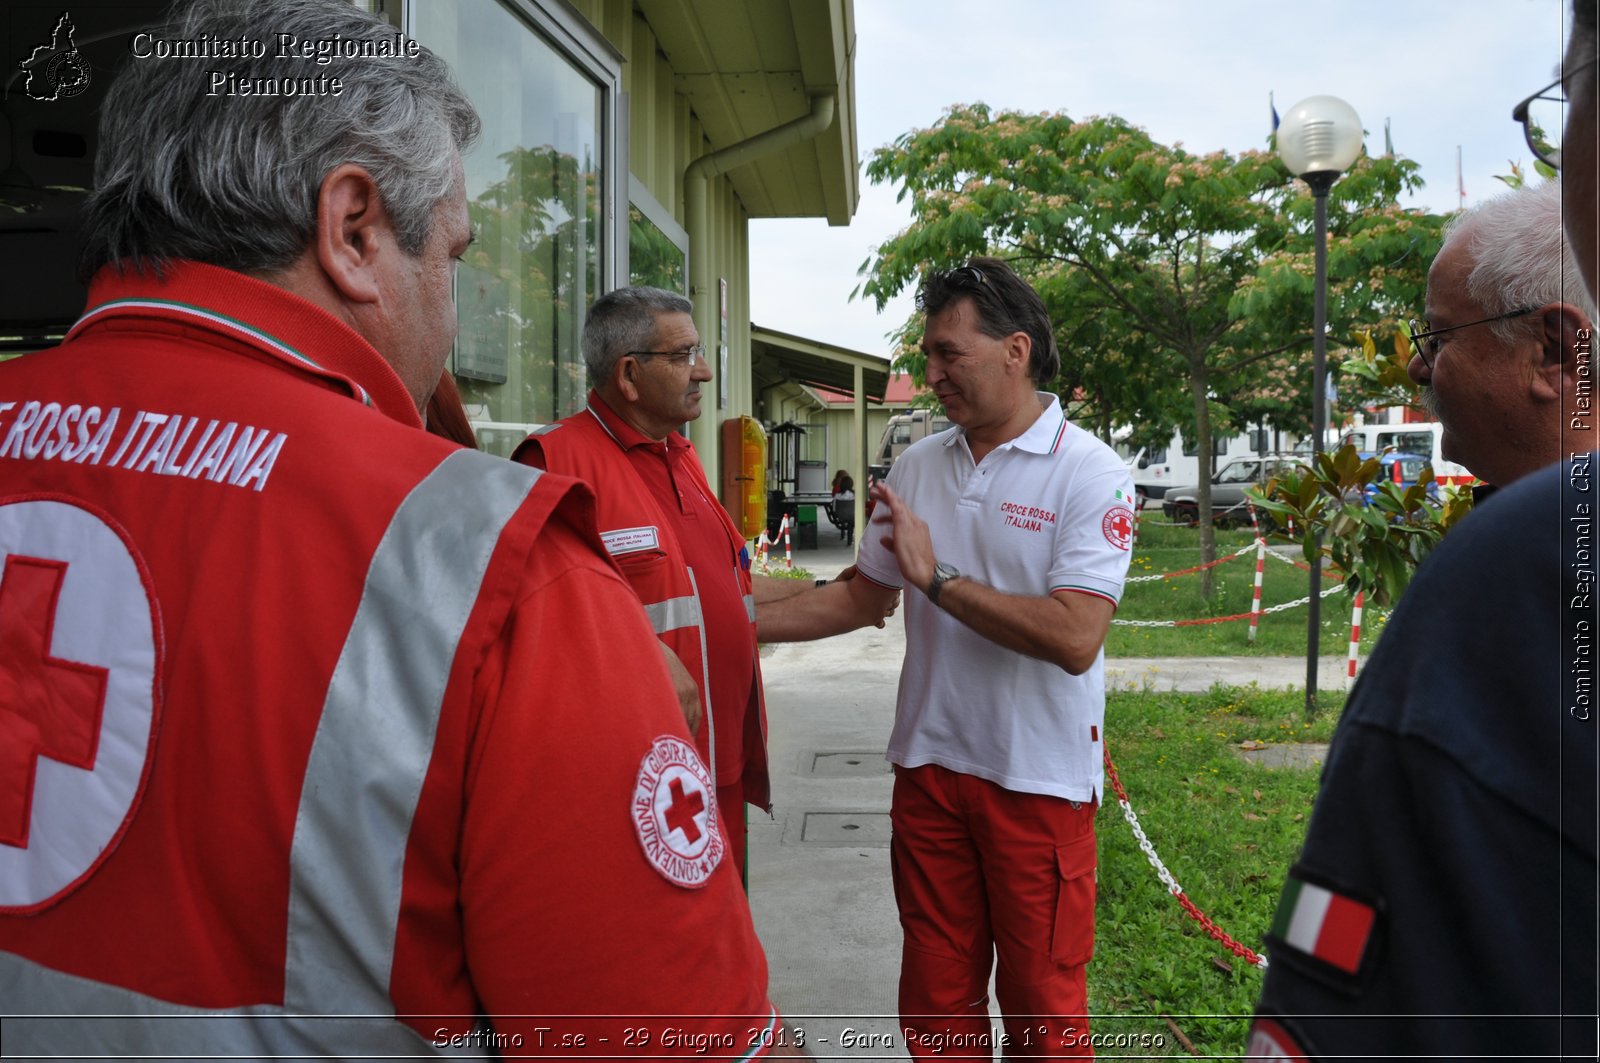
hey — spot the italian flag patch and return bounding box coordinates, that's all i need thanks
[1269,875,1376,975]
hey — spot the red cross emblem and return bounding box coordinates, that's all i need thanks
[0,498,160,910]
[663,776,705,844]
[1102,505,1135,551]
[632,735,723,888]
[0,556,109,849]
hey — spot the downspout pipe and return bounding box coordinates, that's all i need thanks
[684,93,837,465]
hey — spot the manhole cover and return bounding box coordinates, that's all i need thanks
[800,812,892,846]
[808,751,891,777]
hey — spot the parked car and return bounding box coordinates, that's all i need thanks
[1354,451,1439,504]
[1161,454,1307,527]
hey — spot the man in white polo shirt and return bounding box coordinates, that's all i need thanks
[854,257,1136,1058]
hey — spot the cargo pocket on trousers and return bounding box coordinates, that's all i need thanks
[1050,831,1097,966]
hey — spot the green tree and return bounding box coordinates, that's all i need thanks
[859,104,1446,595]
[1254,444,1472,607]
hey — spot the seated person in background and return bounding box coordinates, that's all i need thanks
[832,472,856,544]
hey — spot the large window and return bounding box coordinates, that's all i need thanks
[414,1,618,455]
[628,178,688,294]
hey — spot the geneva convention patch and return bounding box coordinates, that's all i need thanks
[632,735,724,888]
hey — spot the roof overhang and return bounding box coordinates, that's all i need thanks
[751,323,888,402]
[636,0,858,225]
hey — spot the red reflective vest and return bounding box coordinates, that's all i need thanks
[0,263,776,1056]
[518,401,770,811]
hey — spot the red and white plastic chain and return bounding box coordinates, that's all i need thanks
[1112,582,1344,628]
[1124,539,1259,583]
[1102,746,1267,969]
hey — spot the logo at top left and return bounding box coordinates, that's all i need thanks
[18,12,91,102]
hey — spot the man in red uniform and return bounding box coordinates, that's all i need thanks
[0,0,794,1056]
[517,287,895,875]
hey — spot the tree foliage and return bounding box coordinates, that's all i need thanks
[1252,444,1472,607]
[858,103,1448,592]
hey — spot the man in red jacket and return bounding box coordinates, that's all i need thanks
[0,0,793,1056]
[518,286,895,875]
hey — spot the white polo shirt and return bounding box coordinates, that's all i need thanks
[856,393,1135,802]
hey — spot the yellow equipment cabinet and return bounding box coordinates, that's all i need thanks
[719,415,767,539]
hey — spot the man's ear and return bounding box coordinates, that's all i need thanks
[1536,303,1594,400]
[315,163,388,306]
[1005,330,1032,376]
[609,356,643,405]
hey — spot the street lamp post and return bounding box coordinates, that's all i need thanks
[1276,95,1364,718]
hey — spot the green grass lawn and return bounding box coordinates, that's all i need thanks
[1107,520,1388,658]
[1087,686,1344,1056]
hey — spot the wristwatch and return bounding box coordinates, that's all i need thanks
[927,561,961,606]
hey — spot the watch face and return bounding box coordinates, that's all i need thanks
[935,562,959,580]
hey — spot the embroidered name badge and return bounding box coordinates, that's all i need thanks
[1101,504,1135,551]
[600,525,661,557]
[632,735,724,888]
[1269,873,1377,976]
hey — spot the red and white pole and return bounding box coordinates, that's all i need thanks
[1347,589,1365,680]
[1248,536,1267,643]
[782,515,793,569]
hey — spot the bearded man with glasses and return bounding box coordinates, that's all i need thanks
[516,286,895,881]
[1248,5,1599,1057]
[1403,178,1598,491]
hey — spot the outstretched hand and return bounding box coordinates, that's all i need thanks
[869,481,936,594]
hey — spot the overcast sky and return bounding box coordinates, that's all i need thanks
[748,0,1569,363]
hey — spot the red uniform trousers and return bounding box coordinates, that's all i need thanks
[891,764,1098,1059]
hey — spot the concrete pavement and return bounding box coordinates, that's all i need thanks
[747,535,1340,1058]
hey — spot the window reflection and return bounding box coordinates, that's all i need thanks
[414,1,605,454]
[629,205,687,293]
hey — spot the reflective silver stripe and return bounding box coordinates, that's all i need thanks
[642,593,702,634]
[284,449,539,1014]
[685,569,716,784]
[743,591,756,624]
[0,951,477,1057]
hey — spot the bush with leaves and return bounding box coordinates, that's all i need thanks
[1252,444,1472,606]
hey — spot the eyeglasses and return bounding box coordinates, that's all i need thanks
[628,343,707,367]
[940,265,987,288]
[1406,306,1541,369]
[1512,58,1597,169]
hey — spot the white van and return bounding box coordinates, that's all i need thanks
[869,409,951,479]
[1336,421,1471,485]
[1121,428,1273,505]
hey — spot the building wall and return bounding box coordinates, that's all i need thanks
[761,383,898,489]
[416,0,763,486]
[551,0,769,488]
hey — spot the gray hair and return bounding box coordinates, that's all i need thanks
[583,286,694,385]
[1443,178,1598,344]
[80,0,480,279]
